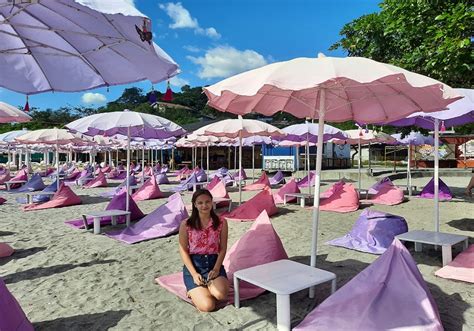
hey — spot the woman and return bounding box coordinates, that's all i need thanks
[179,189,229,312]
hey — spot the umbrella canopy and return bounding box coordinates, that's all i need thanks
[281,122,347,143]
[332,129,397,145]
[66,110,185,139]
[0,0,179,94]
[386,88,474,129]
[202,116,285,139]
[0,102,31,123]
[0,129,29,145]
[14,128,89,145]
[203,53,461,298]
[204,54,460,123]
[391,132,437,146]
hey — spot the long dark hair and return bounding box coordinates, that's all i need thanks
[187,189,220,230]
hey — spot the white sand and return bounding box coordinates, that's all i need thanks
[0,172,473,330]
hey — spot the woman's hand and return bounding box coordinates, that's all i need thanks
[207,268,220,282]
[192,273,204,286]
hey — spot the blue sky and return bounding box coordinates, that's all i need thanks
[1,0,380,111]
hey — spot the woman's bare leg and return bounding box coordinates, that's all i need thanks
[208,276,229,301]
[466,176,474,197]
[188,287,216,312]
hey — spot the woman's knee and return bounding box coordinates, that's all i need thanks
[195,298,215,312]
[212,289,228,301]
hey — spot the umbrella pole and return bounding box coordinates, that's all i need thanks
[142,144,145,184]
[434,119,439,232]
[252,144,255,180]
[234,145,237,174]
[239,132,243,205]
[206,143,210,177]
[201,146,203,168]
[358,138,361,191]
[56,144,60,191]
[407,144,412,196]
[310,89,326,298]
[126,127,131,212]
[306,139,310,195]
[368,142,371,174]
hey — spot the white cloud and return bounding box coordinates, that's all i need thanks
[170,76,190,87]
[187,46,268,79]
[159,2,220,39]
[81,92,107,104]
[183,45,201,53]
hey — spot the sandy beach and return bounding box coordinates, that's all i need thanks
[1,171,473,330]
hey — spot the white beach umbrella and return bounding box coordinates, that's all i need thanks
[0,102,32,123]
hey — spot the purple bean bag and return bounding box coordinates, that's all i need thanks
[294,239,442,331]
[106,193,188,244]
[16,179,58,204]
[0,277,34,331]
[156,173,170,185]
[269,170,286,186]
[327,209,408,254]
[8,173,45,193]
[419,177,453,200]
[101,176,137,198]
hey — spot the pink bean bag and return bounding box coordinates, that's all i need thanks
[0,243,14,257]
[6,169,28,189]
[207,176,220,191]
[0,197,6,205]
[101,166,111,173]
[318,180,359,213]
[155,210,288,304]
[0,277,34,331]
[369,181,404,205]
[273,178,300,204]
[220,187,278,222]
[294,239,443,331]
[209,177,230,208]
[132,176,165,201]
[234,168,248,180]
[83,172,108,188]
[435,244,474,283]
[243,171,270,191]
[23,184,82,211]
[0,170,10,185]
[107,168,119,179]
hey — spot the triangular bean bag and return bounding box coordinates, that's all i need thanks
[23,183,81,211]
[16,180,58,204]
[5,169,28,189]
[368,177,392,195]
[115,171,128,180]
[209,167,228,179]
[294,239,443,331]
[273,178,301,204]
[327,209,408,254]
[435,244,474,283]
[420,177,453,201]
[221,188,278,222]
[155,210,288,304]
[319,181,359,213]
[101,166,111,173]
[0,197,6,205]
[0,243,14,257]
[209,178,230,208]
[8,173,45,193]
[269,170,286,186]
[64,169,81,181]
[0,277,34,331]
[234,168,247,180]
[83,172,108,188]
[195,169,207,182]
[243,172,270,191]
[39,168,55,177]
[64,190,144,229]
[153,164,161,173]
[175,165,189,176]
[106,193,188,244]
[369,181,404,206]
[156,173,170,185]
[107,168,119,179]
[160,165,169,173]
[132,176,165,201]
[0,170,11,185]
[297,171,315,188]
[172,173,198,192]
[207,176,220,191]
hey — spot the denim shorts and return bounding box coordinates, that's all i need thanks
[183,254,227,292]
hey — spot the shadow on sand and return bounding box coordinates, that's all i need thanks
[447,218,474,232]
[2,259,118,284]
[34,310,131,331]
[0,247,47,266]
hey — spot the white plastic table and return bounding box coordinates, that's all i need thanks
[213,197,232,212]
[25,191,55,204]
[5,180,27,191]
[283,193,313,207]
[233,259,336,331]
[82,210,131,235]
[396,230,469,266]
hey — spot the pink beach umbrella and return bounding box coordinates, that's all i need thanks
[201,116,285,204]
[0,102,31,123]
[66,110,185,212]
[204,53,461,297]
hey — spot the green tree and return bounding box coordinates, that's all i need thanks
[331,0,473,135]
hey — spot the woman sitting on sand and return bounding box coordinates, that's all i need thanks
[178,189,229,312]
